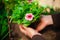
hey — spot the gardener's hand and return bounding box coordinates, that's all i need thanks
[36,15,53,32]
[19,25,41,38]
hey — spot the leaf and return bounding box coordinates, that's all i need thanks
[1,25,8,36]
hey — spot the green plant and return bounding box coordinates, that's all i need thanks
[4,0,47,27]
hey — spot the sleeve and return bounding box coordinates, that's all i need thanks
[52,13,60,27]
[31,35,45,40]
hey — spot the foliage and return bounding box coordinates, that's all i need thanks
[4,0,47,26]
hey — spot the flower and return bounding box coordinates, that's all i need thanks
[25,13,34,21]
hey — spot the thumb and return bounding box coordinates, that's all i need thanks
[19,25,27,34]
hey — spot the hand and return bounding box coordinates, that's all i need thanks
[36,15,53,32]
[19,25,41,38]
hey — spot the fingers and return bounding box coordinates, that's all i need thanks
[19,25,27,35]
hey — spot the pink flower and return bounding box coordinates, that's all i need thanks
[25,13,34,21]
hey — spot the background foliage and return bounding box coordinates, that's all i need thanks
[0,0,8,40]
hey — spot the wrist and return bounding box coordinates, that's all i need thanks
[30,32,41,38]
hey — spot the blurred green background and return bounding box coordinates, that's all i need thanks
[0,0,8,40]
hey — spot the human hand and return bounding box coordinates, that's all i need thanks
[36,15,53,32]
[19,25,41,38]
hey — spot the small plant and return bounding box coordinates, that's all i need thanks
[4,0,47,27]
